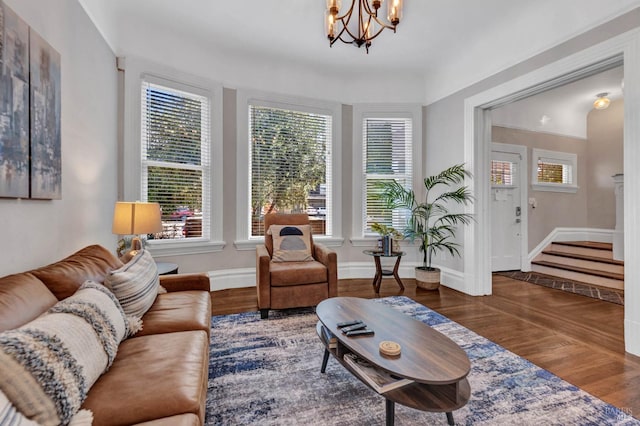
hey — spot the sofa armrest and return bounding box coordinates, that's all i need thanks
[256,244,271,309]
[159,273,210,292]
[314,243,338,297]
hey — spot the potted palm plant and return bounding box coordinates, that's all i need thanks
[377,164,473,290]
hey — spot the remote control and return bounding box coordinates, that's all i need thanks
[337,319,363,328]
[346,328,375,337]
[341,322,368,333]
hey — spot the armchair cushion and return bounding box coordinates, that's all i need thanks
[269,224,313,262]
[270,260,328,286]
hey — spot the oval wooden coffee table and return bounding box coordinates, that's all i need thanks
[316,297,471,425]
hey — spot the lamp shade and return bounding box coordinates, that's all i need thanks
[112,202,163,235]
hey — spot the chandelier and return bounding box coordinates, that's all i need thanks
[325,0,404,53]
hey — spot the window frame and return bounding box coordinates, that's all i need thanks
[122,58,224,256]
[531,148,578,193]
[234,89,343,250]
[351,104,422,246]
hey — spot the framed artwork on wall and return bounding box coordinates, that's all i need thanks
[0,3,30,198]
[29,29,61,200]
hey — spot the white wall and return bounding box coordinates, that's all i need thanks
[0,0,118,276]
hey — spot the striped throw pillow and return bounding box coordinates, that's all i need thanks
[0,388,39,425]
[104,249,160,318]
[0,281,128,426]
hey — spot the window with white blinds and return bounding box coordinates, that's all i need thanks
[531,148,577,193]
[250,104,332,237]
[363,117,413,235]
[141,80,210,240]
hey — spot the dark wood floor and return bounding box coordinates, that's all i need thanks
[211,275,640,419]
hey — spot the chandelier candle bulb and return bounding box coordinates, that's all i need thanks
[388,0,402,25]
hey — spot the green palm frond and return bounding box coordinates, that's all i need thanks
[376,163,474,269]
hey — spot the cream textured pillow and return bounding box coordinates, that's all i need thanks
[0,388,39,425]
[104,249,160,318]
[0,281,128,426]
[269,224,314,262]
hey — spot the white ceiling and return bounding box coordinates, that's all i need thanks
[492,65,624,139]
[78,0,640,103]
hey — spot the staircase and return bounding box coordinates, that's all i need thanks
[531,241,624,290]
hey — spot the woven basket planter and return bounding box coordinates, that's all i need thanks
[415,267,440,290]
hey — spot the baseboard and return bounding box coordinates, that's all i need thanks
[625,319,640,356]
[439,267,466,293]
[528,227,614,265]
[208,261,425,291]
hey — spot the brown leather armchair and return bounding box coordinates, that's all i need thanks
[256,213,337,319]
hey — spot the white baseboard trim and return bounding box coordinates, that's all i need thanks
[527,227,614,265]
[625,319,640,356]
[439,267,466,293]
[207,261,450,291]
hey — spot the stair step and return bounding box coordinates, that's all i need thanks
[553,241,613,251]
[541,250,624,266]
[550,241,614,260]
[531,260,624,281]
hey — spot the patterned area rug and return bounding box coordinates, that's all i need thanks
[496,270,624,305]
[206,296,637,425]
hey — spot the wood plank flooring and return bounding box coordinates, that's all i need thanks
[211,275,640,419]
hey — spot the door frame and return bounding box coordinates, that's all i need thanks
[462,28,640,355]
[491,142,529,271]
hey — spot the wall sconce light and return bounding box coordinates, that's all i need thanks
[593,92,611,110]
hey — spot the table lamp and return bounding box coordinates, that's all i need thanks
[112,201,163,256]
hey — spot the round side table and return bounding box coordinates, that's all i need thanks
[363,250,405,293]
[156,262,179,275]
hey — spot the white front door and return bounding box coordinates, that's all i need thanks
[491,150,522,271]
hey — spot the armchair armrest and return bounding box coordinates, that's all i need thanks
[256,244,271,309]
[314,243,338,297]
[159,273,210,292]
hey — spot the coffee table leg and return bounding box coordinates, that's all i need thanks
[385,399,395,426]
[446,411,454,425]
[320,348,330,373]
[392,256,405,291]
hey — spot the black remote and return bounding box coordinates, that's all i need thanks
[341,322,368,333]
[346,328,374,337]
[337,319,363,328]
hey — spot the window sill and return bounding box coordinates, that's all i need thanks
[532,183,578,193]
[147,240,226,257]
[234,236,345,251]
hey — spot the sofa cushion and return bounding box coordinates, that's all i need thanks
[0,281,129,426]
[104,250,160,318]
[269,224,314,262]
[133,413,200,426]
[0,273,57,332]
[31,245,123,300]
[134,291,211,337]
[82,330,208,426]
[270,260,328,286]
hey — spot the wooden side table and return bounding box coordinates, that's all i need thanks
[156,262,179,275]
[363,250,405,293]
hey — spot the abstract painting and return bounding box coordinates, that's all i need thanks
[0,3,30,198]
[29,28,61,199]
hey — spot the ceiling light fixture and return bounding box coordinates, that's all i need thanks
[325,0,403,54]
[593,92,611,110]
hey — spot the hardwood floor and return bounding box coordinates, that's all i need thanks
[211,275,640,419]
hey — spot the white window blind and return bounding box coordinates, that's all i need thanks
[363,117,413,234]
[250,105,332,237]
[537,159,573,184]
[491,160,514,186]
[141,80,210,240]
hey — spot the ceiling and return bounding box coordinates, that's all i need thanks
[78,0,640,103]
[492,65,624,139]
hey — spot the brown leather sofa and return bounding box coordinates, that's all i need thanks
[256,213,337,319]
[0,245,211,426]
